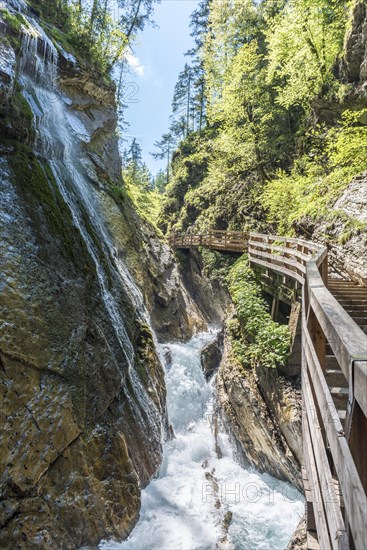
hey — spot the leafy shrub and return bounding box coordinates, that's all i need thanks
[200,248,237,286]
[227,255,291,369]
[261,109,367,234]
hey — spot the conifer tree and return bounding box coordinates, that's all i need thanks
[151,133,176,186]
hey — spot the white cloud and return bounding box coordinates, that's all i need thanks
[125,52,145,77]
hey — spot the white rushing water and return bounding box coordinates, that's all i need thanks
[101,333,304,550]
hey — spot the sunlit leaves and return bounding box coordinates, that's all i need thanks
[265,0,348,109]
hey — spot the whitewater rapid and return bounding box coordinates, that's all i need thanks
[14,10,304,547]
[101,333,304,550]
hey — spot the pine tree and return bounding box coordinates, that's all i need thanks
[153,169,167,194]
[186,0,211,131]
[123,138,153,189]
[151,133,176,186]
[171,64,193,137]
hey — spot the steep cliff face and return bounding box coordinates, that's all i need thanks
[56,54,206,342]
[217,335,303,491]
[298,172,367,285]
[0,4,200,548]
[342,0,367,84]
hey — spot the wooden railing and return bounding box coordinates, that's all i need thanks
[170,230,248,252]
[171,230,367,550]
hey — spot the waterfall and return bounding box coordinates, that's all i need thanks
[17,12,163,442]
[100,333,304,550]
[13,9,304,548]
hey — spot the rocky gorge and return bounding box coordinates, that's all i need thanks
[1,1,366,549]
[0,2,208,547]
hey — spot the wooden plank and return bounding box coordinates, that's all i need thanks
[248,256,305,285]
[303,325,367,550]
[307,263,367,385]
[303,409,333,550]
[354,360,367,418]
[347,397,367,498]
[303,368,348,549]
[307,531,321,550]
[248,239,311,263]
[248,247,307,273]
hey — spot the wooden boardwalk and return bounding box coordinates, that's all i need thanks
[170,230,367,550]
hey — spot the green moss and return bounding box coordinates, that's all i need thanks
[135,323,155,387]
[11,92,34,123]
[8,145,92,271]
[1,10,25,34]
[45,24,79,60]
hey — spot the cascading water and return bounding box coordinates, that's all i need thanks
[17,13,163,440]
[101,333,304,550]
[14,10,304,548]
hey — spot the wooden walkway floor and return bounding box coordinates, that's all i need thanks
[170,230,367,550]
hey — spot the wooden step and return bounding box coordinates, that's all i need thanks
[325,355,338,369]
[331,289,367,295]
[328,277,363,284]
[350,317,367,326]
[335,298,367,303]
[341,304,367,313]
[328,283,361,290]
[329,288,367,298]
[325,369,348,387]
[330,387,349,409]
[338,300,367,313]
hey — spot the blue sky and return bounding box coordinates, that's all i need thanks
[123,0,199,175]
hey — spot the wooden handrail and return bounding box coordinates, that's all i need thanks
[171,229,367,549]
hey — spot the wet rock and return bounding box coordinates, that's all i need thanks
[0,38,16,105]
[217,336,302,490]
[98,198,207,342]
[286,516,307,550]
[0,14,167,549]
[162,346,172,368]
[201,330,224,380]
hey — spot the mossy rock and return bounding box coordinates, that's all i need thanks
[0,84,34,143]
[7,144,93,272]
[1,9,25,35]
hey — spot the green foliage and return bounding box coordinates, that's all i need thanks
[27,0,126,73]
[200,248,237,286]
[122,139,162,228]
[227,255,291,369]
[265,0,348,110]
[1,9,25,34]
[261,109,367,233]
[157,0,365,245]
[126,180,161,228]
[28,0,157,75]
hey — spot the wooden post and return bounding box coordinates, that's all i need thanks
[320,253,328,286]
[271,297,279,321]
[348,398,367,493]
[307,307,326,372]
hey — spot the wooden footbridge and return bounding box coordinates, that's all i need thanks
[170,230,367,550]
